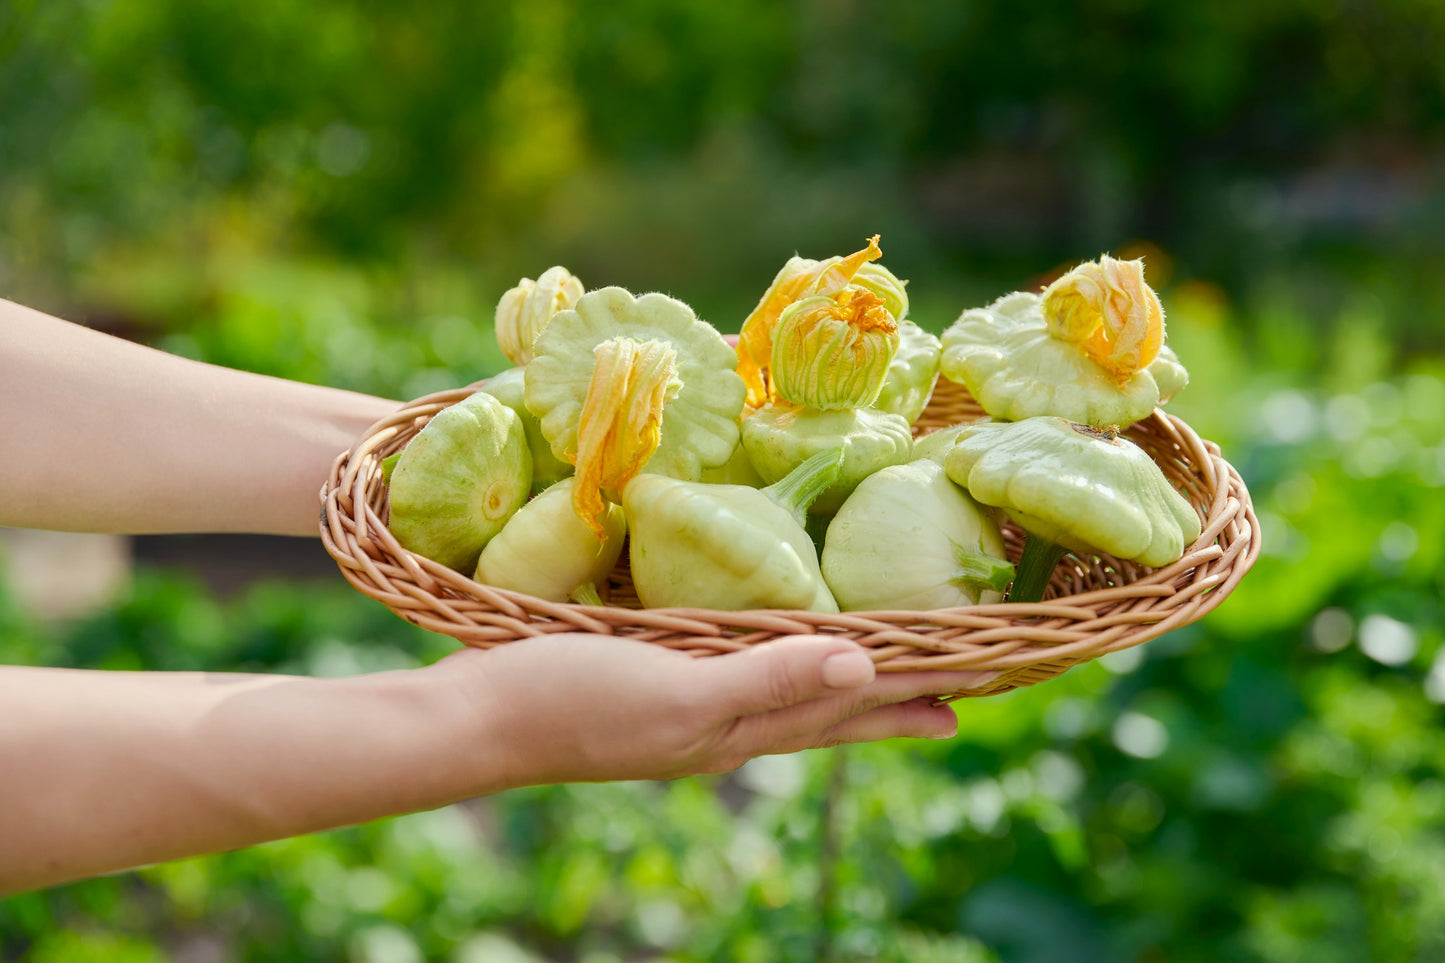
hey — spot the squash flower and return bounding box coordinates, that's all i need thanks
[735,235,891,409]
[495,265,584,366]
[1041,255,1163,383]
[742,276,914,516]
[770,287,900,411]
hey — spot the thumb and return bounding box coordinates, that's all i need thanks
[704,635,876,718]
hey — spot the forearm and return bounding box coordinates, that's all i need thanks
[0,662,499,894]
[0,631,990,894]
[0,298,400,535]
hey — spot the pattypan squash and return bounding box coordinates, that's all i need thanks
[943,416,1202,602]
[872,320,942,424]
[910,422,979,466]
[821,460,1013,611]
[477,366,574,491]
[623,448,844,612]
[940,256,1187,427]
[495,266,584,366]
[699,439,765,487]
[524,286,746,535]
[741,405,913,516]
[387,391,532,573]
[473,477,625,604]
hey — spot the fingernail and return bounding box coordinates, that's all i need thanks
[822,651,875,689]
[929,726,957,740]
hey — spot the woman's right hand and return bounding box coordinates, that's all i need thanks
[432,632,994,790]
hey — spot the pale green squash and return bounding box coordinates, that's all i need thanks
[622,449,843,612]
[940,291,1187,427]
[741,405,913,515]
[477,366,574,491]
[387,392,532,573]
[821,460,1013,611]
[872,320,941,424]
[473,477,625,603]
[943,416,1202,601]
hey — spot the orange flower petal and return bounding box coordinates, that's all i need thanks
[1041,255,1164,383]
[572,338,681,538]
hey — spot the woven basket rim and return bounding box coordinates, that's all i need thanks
[320,377,1260,698]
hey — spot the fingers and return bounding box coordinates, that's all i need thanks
[713,663,997,759]
[793,698,960,750]
[741,663,994,727]
[703,635,877,719]
[708,699,961,774]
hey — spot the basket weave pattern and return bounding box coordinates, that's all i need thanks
[321,378,1259,698]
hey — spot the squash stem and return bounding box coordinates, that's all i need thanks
[950,545,1016,595]
[380,451,402,485]
[568,582,604,606]
[762,447,845,526]
[1009,536,1069,603]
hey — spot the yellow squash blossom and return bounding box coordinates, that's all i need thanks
[1040,255,1164,384]
[570,337,681,537]
[495,265,585,366]
[770,288,900,411]
[735,235,883,408]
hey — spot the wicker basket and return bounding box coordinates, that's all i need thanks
[320,378,1258,698]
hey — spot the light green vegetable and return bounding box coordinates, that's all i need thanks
[525,286,745,483]
[523,286,746,538]
[477,366,574,491]
[909,422,978,465]
[741,405,913,515]
[387,392,532,573]
[821,460,1013,611]
[872,319,942,424]
[943,416,1202,602]
[380,451,401,484]
[623,448,843,612]
[474,477,626,603]
[699,440,765,487]
[940,284,1186,427]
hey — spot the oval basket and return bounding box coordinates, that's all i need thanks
[320,378,1259,698]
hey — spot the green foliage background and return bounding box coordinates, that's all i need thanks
[3,0,1444,959]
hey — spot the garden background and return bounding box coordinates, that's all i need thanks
[2,1,1444,960]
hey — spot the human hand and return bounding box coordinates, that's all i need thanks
[433,633,994,789]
